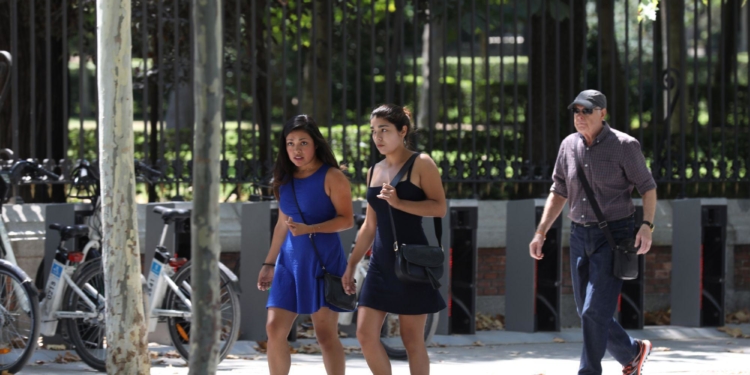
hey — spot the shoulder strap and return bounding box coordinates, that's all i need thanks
[406,154,418,181]
[367,165,374,187]
[289,179,327,273]
[573,142,618,250]
[387,153,443,250]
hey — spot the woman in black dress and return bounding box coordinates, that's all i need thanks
[342,104,446,375]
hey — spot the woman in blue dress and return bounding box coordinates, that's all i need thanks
[342,104,447,375]
[257,115,353,375]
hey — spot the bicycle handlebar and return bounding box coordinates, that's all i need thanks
[34,164,60,181]
[134,160,162,184]
[4,159,60,183]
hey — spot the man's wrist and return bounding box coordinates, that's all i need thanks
[535,231,546,240]
[641,220,654,232]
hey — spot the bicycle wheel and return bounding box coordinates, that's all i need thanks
[63,260,107,372]
[165,261,241,362]
[380,312,438,360]
[0,263,40,373]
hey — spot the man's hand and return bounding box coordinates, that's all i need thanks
[635,224,653,255]
[529,233,545,260]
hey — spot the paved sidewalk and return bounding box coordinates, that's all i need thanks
[14,324,750,374]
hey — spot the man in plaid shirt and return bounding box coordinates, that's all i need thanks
[529,90,658,375]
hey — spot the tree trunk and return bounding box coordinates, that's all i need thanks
[95,0,150,373]
[188,0,223,373]
[710,0,737,131]
[663,1,685,135]
[302,0,331,128]
[597,0,629,131]
[417,18,443,137]
[528,0,587,197]
[239,0,273,179]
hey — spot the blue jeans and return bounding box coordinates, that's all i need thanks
[570,216,640,375]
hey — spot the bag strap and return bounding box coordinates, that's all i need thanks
[289,178,328,273]
[382,153,443,251]
[572,140,618,251]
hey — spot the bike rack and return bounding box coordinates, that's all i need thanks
[447,200,478,334]
[505,199,563,333]
[429,201,453,336]
[672,198,727,327]
[239,200,276,342]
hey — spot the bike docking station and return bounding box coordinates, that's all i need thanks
[505,199,562,333]
[239,199,276,342]
[239,200,364,342]
[671,198,727,327]
[143,201,193,344]
[445,200,478,335]
[617,202,646,330]
[42,203,95,345]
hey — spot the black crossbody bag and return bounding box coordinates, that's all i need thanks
[573,147,639,280]
[383,153,444,290]
[290,179,357,311]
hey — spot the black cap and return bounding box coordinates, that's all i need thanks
[568,90,607,110]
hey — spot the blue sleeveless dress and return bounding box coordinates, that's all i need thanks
[266,164,349,314]
[358,158,447,315]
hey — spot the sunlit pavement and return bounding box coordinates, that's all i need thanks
[16,324,750,374]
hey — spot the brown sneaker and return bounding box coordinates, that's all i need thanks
[622,339,652,375]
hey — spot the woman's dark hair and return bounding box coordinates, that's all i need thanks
[273,115,338,197]
[370,104,414,150]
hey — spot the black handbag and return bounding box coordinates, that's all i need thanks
[384,153,445,290]
[290,179,357,311]
[573,145,639,280]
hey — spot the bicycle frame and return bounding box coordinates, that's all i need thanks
[144,219,239,332]
[39,239,101,337]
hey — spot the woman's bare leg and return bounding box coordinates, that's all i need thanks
[266,308,298,375]
[356,306,391,375]
[400,314,430,375]
[311,307,346,375]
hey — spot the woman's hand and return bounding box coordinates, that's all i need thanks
[341,266,357,295]
[377,183,401,209]
[257,264,275,291]
[286,217,312,236]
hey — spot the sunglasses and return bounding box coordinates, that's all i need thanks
[570,108,600,115]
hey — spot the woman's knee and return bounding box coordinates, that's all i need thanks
[266,318,292,340]
[400,329,425,353]
[356,323,381,347]
[315,326,340,348]
[266,321,289,339]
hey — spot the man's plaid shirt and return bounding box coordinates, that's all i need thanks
[550,121,657,223]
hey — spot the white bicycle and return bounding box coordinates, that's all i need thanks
[338,214,439,360]
[61,205,242,371]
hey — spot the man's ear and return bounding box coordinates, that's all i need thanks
[601,108,608,118]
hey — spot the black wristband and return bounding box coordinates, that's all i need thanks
[262,262,275,267]
[642,220,654,232]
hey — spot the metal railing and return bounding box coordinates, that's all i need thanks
[0,0,748,199]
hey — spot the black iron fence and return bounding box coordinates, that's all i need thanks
[0,0,748,200]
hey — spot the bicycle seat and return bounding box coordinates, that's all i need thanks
[354,214,366,226]
[48,223,89,240]
[153,206,191,222]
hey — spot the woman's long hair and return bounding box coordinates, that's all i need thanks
[272,115,338,198]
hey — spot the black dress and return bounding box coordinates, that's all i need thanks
[358,158,447,315]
